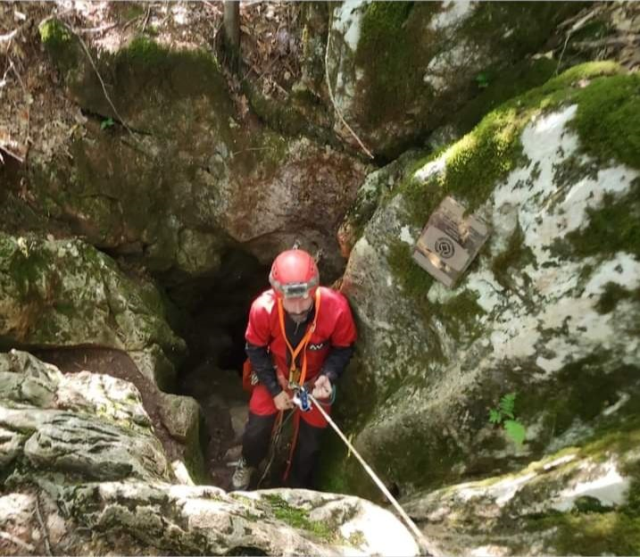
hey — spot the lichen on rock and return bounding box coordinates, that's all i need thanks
[330,62,640,501]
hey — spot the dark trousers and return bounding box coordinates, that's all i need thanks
[242,411,324,489]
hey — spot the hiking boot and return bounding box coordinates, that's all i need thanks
[232,456,255,490]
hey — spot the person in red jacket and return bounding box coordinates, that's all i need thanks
[232,248,357,490]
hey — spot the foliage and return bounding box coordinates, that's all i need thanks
[489,392,526,447]
[100,117,115,130]
[475,72,490,89]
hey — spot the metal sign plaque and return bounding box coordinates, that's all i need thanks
[412,196,490,288]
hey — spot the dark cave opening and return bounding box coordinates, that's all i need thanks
[173,248,271,488]
[178,248,271,377]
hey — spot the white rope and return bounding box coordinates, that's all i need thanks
[306,393,434,556]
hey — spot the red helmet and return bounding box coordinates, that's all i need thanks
[269,249,319,299]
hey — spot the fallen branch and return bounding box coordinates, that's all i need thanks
[556,6,606,74]
[35,493,53,557]
[122,14,144,31]
[75,22,118,35]
[0,145,25,164]
[324,10,374,160]
[558,4,605,30]
[572,35,639,50]
[58,20,135,138]
[0,531,35,552]
[142,5,152,34]
[0,29,19,44]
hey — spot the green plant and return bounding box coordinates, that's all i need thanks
[476,72,490,89]
[489,392,526,446]
[100,117,115,130]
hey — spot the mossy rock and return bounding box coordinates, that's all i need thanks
[332,62,640,500]
[327,1,585,158]
[0,232,186,370]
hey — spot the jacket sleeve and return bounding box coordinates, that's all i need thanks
[246,342,282,397]
[321,296,357,383]
[320,345,354,383]
[245,297,282,397]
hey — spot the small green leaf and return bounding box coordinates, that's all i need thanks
[101,117,115,130]
[489,409,502,424]
[499,392,516,417]
[504,419,526,446]
[476,72,490,88]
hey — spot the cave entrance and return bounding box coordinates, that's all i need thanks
[175,248,270,489]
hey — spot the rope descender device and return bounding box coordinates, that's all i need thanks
[292,385,312,412]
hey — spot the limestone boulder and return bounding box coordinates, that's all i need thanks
[326,1,582,158]
[14,28,369,290]
[0,350,421,556]
[405,428,640,556]
[0,232,186,388]
[326,63,640,499]
[0,350,171,482]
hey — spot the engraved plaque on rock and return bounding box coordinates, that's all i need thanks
[412,196,490,288]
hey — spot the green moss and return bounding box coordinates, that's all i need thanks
[432,290,485,342]
[572,73,640,170]
[557,180,640,260]
[353,3,583,157]
[355,2,437,131]
[528,512,640,555]
[517,354,640,447]
[39,19,78,71]
[262,494,336,541]
[454,58,557,135]
[491,222,536,290]
[118,36,224,98]
[39,18,72,49]
[182,414,209,485]
[596,282,640,315]
[395,62,626,232]
[386,239,434,306]
[573,495,613,514]
[514,428,640,555]
[242,81,336,146]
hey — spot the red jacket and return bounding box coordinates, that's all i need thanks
[245,286,357,384]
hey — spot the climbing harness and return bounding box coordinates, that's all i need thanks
[276,287,322,390]
[299,389,435,556]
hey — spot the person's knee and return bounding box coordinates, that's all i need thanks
[244,412,277,439]
[298,421,325,456]
[242,412,277,466]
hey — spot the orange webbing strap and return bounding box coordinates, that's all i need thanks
[276,288,322,387]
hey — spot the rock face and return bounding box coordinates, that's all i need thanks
[0,232,185,389]
[325,63,640,505]
[404,429,640,556]
[8,27,368,293]
[0,350,420,556]
[326,1,582,158]
[0,350,172,483]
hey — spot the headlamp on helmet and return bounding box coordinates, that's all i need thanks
[269,249,320,299]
